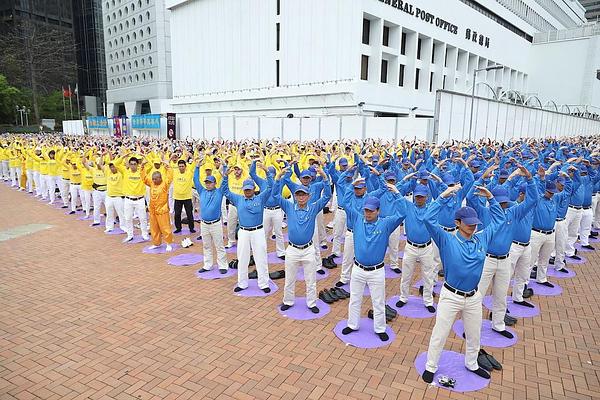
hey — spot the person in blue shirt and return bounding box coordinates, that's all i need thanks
[576,161,598,251]
[326,157,350,259]
[394,184,437,312]
[272,165,332,314]
[193,165,229,273]
[340,185,406,342]
[223,169,274,293]
[420,184,505,384]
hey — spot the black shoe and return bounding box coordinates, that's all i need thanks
[591,231,598,237]
[278,255,285,260]
[438,270,445,277]
[196,236,203,241]
[61,205,68,209]
[249,255,255,266]
[395,299,406,308]
[317,269,326,275]
[341,327,356,335]
[271,235,276,240]
[549,256,555,265]
[91,223,100,226]
[173,229,182,234]
[262,287,271,294]
[391,267,401,274]
[219,269,227,274]
[582,245,595,250]
[479,349,502,370]
[69,211,76,215]
[504,314,517,326]
[280,304,292,311]
[385,305,398,318]
[422,370,434,383]
[426,305,436,313]
[323,206,330,214]
[376,332,389,342]
[319,290,334,304]
[197,268,211,273]
[189,229,196,233]
[309,306,319,314]
[492,329,514,339]
[335,281,345,288]
[556,267,569,273]
[477,353,493,372]
[467,367,490,379]
[248,270,258,279]
[523,288,534,298]
[320,244,328,250]
[574,248,578,256]
[326,288,340,301]
[569,255,582,260]
[337,288,350,298]
[530,269,537,279]
[368,309,394,322]
[538,281,554,288]
[418,285,424,296]
[513,300,535,308]
[233,286,244,292]
[332,288,349,299]
[269,270,285,280]
[322,257,337,269]
[228,260,238,269]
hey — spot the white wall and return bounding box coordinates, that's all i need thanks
[63,120,85,135]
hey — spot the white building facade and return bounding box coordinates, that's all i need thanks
[102,0,172,117]
[164,0,594,121]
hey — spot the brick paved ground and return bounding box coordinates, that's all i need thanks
[1,182,600,400]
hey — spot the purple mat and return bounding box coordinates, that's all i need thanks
[233,280,278,297]
[267,252,285,264]
[333,318,396,349]
[414,351,490,392]
[547,267,576,278]
[326,235,344,244]
[483,296,540,318]
[528,281,563,296]
[142,243,179,254]
[414,279,443,295]
[566,255,587,264]
[168,253,204,266]
[384,264,402,279]
[574,243,594,252]
[125,236,148,244]
[270,233,289,242]
[106,228,126,235]
[296,267,330,281]
[387,295,436,319]
[225,245,238,254]
[77,215,92,221]
[196,267,236,279]
[333,255,343,264]
[278,298,330,320]
[453,319,518,348]
[588,236,600,243]
[65,210,83,215]
[339,282,370,297]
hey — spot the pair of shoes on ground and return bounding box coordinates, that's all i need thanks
[322,255,338,269]
[280,303,320,314]
[367,305,398,322]
[477,348,502,372]
[319,287,349,304]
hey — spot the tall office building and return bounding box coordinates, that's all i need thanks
[579,0,600,21]
[72,0,108,116]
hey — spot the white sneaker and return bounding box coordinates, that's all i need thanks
[148,245,160,250]
[225,242,236,249]
[122,236,133,243]
[165,244,173,252]
[142,235,149,241]
[104,228,112,233]
[282,222,287,229]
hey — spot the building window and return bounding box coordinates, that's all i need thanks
[149,71,153,80]
[277,0,280,15]
[142,72,146,81]
[416,38,422,60]
[147,27,151,35]
[399,64,405,87]
[276,60,280,87]
[401,32,406,55]
[362,19,370,45]
[380,59,388,83]
[431,43,436,63]
[276,23,280,51]
[146,11,150,20]
[360,55,369,81]
[148,56,152,64]
[442,75,447,89]
[383,26,390,47]
[415,68,420,90]
[429,72,434,92]
[444,50,448,67]
[148,41,152,50]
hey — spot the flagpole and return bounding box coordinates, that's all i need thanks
[68,84,73,119]
[75,84,81,119]
[62,86,67,121]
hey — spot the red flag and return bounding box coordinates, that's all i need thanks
[63,87,72,98]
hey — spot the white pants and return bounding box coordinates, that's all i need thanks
[478,256,511,331]
[33,171,41,196]
[312,224,324,272]
[387,225,402,269]
[124,197,149,238]
[283,244,317,308]
[565,207,583,257]
[201,220,228,270]
[1,160,8,180]
[237,227,269,290]
[92,190,106,224]
[58,178,69,206]
[39,173,48,199]
[530,230,555,284]
[578,207,593,246]
[399,242,435,306]
[45,175,58,203]
[11,167,22,187]
[105,195,125,231]
[331,207,346,257]
[339,230,354,284]
[69,184,82,211]
[316,210,326,245]
[81,189,92,216]
[509,242,532,303]
[593,195,600,229]
[347,264,386,333]
[25,170,33,193]
[264,208,285,257]
[554,219,568,266]
[425,287,482,373]
[227,205,238,244]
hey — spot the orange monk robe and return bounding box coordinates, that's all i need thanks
[142,167,174,246]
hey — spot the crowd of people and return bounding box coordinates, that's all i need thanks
[2,133,599,385]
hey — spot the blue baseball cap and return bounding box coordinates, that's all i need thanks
[454,206,481,225]
[557,176,566,185]
[469,160,482,168]
[416,170,430,180]
[372,154,380,161]
[353,180,366,189]
[204,175,216,183]
[545,181,559,194]
[363,197,380,211]
[294,185,310,194]
[442,173,457,185]
[242,179,255,191]
[414,184,429,197]
[401,158,410,165]
[491,186,510,203]
[384,171,397,181]
[300,170,312,178]
[499,169,510,179]
[339,157,348,166]
[518,183,527,194]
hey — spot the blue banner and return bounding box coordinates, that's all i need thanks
[87,116,109,129]
[131,114,161,130]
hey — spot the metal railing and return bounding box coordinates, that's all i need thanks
[533,23,600,43]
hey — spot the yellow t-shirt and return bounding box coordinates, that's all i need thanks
[122,168,145,197]
[81,168,94,190]
[172,166,194,200]
[93,168,107,188]
[105,167,123,197]
[69,166,82,184]
[46,158,59,176]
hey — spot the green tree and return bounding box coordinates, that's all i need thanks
[0,74,24,124]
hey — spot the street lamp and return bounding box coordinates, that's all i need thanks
[16,105,26,126]
[468,65,503,141]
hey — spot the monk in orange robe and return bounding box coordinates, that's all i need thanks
[141,158,174,251]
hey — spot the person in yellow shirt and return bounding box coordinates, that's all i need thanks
[119,153,150,243]
[79,156,95,219]
[172,158,196,234]
[44,149,62,205]
[91,157,107,226]
[57,153,71,207]
[30,148,42,197]
[102,159,125,233]
[0,146,9,181]
[37,148,49,200]
[8,147,23,189]
[67,157,83,214]
[141,158,174,251]
[24,149,35,194]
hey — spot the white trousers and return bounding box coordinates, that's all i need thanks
[201,220,228,270]
[316,210,326,245]
[25,170,33,193]
[69,184,82,211]
[331,208,346,257]
[339,231,355,284]
[264,208,285,257]
[39,173,48,199]
[1,160,8,180]
[105,195,125,231]
[33,171,41,196]
[124,198,149,238]
[578,207,593,246]
[45,175,57,203]
[237,227,269,290]
[387,225,402,269]
[399,242,435,306]
[312,224,324,272]
[593,195,600,229]
[425,287,482,373]
[92,190,106,224]
[478,256,511,331]
[554,219,568,266]
[58,178,69,206]
[530,230,555,284]
[11,167,22,187]
[509,242,531,303]
[227,205,238,244]
[347,264,386,333]
[565,207,583,257]
[81,189,92,216]
[283,244,317,308]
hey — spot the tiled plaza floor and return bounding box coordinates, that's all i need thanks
[1,182,600,400]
